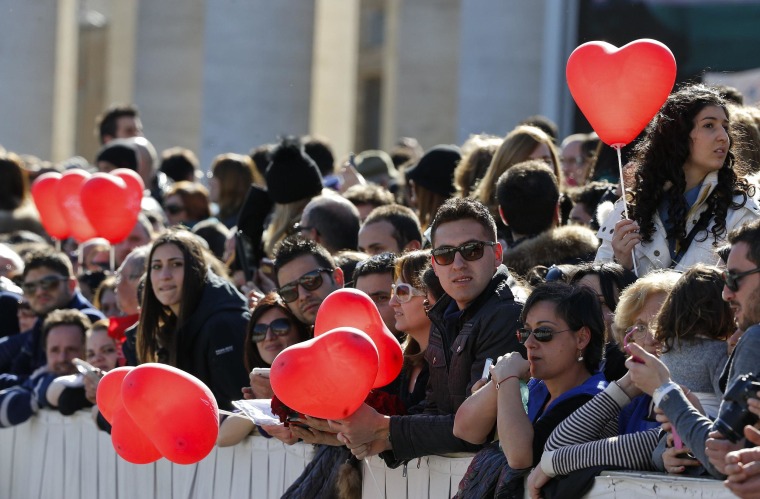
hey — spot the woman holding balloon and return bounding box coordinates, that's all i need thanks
[595,84,759,275]
[136,228,249,410]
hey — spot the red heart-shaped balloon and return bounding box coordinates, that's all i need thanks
[270,327,379,420]
[111,406,162,464]
[96,366,134,423]
[57,170,98,242]
[566,39,677,147]
[121,363,219,465]
[314,289,403,388]
[30,173,69,240]
[80,173,142,244]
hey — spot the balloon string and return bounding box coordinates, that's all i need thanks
[616,146,638,277]
[110,246,116,273]
[55,239,61,252]
[364,457,384,498]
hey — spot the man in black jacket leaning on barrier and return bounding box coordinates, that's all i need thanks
[329,198,525,466]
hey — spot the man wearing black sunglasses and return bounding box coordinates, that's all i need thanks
[333,198,525,467]
[0,249,104,381]
[273,236,344,328]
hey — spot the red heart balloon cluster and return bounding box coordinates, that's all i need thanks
[31,168,144,243]
[566,39,677,147]
[96,364,219,465]
[314,288,404,388]
[270,327,379,420]
[269,289,404,421]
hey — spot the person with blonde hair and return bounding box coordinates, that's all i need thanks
[473,125,562,241]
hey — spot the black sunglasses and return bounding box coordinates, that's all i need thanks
[251,318,292,342]
[431,241,496,266]
[723,267,760,292]
[278,268,333,303]
[22,275,67,294]
[165,204,185,215]
[516,326,572,344]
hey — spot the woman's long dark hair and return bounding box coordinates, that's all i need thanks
[243,292,310,370]
[136,228,208,365]
[654,264,734,353]
[631,84,752,246]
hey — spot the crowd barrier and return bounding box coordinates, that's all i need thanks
[0,410,734,498]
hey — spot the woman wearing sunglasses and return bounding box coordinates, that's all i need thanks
[452,282,606,497]
[526,270,715,497]
[390,250,439,413]
[218,292,310,447]
[136,228,249,411]
[596,84,759,276]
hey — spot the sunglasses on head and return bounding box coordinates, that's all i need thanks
[251,318,292,342]
[165,204,185,215]
[391,282,426,303]
[431,241,496,266]
[516,326,572,344]
[278,268,332,303]
[22,275,67,294]
[723,267,760,292]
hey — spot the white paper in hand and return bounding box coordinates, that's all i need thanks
[231,399,281,426]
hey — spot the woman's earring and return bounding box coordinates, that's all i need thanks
[423,299,431,315]
[577,350,584,362]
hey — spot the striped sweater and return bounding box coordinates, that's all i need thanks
[540,381,663,477]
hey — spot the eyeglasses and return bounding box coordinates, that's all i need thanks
[624,324,653,343]
[517,326,572,343]
[722,267,760,292]
[115,271,142,285]
[22,275,67,294]
[560,156,585,166]
[165,204,185,215]
[431,241,496,266]
[251,318,292,342]
[391,282,426,303]
[277,268,333,303]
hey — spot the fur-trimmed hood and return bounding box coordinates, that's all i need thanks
[503,225,599,278]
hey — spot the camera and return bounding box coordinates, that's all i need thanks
[713,373,760,443]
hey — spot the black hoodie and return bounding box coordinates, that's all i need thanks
[175,271,249,411]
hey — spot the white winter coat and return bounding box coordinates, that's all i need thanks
[595,172,760,276]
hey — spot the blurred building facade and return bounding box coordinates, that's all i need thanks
[0,0,759,169]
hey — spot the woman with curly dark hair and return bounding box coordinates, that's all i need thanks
[595,84,759,276]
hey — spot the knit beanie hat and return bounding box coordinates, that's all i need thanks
[265,137,323,204]
[95,140,139,171]
[405,144,461,197]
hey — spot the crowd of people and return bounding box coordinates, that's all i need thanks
[2,82,760,498]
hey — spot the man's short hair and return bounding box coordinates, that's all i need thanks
[363,204,422,251]
[273,236,336,285]
[23,249,73,279]
[96,104,139,144]
[41,309,90,347]
[353,252,397,284]
[429,198,497,246]
[496,160,559,236]
[728,218,760,265]
[343,184,396,208]
[304,195,361,253]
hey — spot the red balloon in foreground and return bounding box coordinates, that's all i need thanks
[566,38,676,147]
[80,170,143,244]
[57,169,98,242]
[30,173,69,240]
[121,363,219,465]
[95,366,161,464]
[270,327,379,420]
[96,366,134,423]
[111,407,162,464]
[314,288,403,388]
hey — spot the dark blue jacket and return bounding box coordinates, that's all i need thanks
[0,291,104,381]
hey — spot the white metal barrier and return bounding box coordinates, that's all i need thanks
[0,410,735,499]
